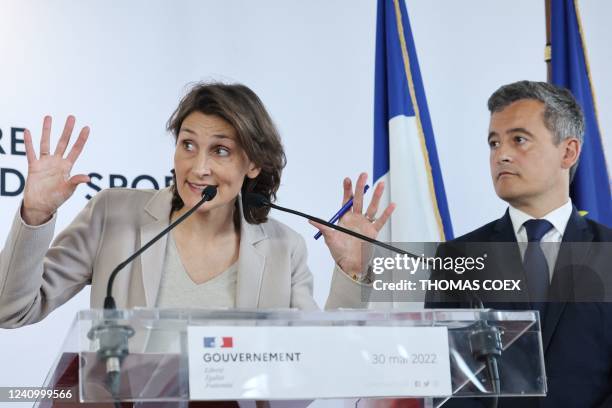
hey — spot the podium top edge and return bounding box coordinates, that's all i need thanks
[75,308,538,324]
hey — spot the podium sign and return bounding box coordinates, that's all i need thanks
[187,326,452,399]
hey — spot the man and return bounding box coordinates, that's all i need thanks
[428,81,612,407]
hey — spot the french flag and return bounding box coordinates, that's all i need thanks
[373,0,453,243]
[203,336,233,348]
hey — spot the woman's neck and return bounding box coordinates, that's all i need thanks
[171,201,238,242]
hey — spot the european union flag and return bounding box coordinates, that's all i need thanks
[550,0,612,226]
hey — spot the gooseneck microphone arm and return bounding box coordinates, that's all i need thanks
[104,185,218,310]
[244,193,418,259]
[90,185,217,404]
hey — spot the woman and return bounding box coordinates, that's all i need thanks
[0,82,394,327]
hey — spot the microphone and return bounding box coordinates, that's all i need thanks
[469,316,502,404]
[454,259,501,403]
[436,250,501,405]
[243,192,418,258]
[88,185,217,402]
[458,272,501,406]
[104,185,217,309]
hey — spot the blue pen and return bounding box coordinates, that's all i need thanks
[314,184,370,240]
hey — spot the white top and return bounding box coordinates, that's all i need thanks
[156,232,237,308]
[508,199,573,282]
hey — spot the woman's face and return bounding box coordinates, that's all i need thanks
[174,111,260,214]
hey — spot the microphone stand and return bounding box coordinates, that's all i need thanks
[87,186,217,405]
[464,283,502,407]
[469,318,502,408]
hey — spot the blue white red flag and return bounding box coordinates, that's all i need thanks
[373,0,453,242]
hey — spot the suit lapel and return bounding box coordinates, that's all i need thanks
[488,211,531,307]
[541,208,592,352]
[139,188,173,307]
[235,198,267,309]
[490,210,517,244]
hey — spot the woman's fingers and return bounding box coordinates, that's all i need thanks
[68,174,91,187]
[54,115,76,156]
[373,203,396,231]
[341,177,352,206]
[24,129,37,164]
[33,115,87,163]
[40,115,52,156]
[352,172,367,214]
[66,126,90,164]
[365,181,385,220]
[22,116,91,223]
[309,220,334,236]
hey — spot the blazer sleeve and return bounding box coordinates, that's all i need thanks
[287,233,318,311]
[286,233,367,310]
[0,192,107,328]
[325,265,369,310]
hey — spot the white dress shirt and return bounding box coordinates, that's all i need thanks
[508,199,573,282]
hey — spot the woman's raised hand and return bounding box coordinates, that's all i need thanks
[21,115,90,225]
[310,173,396,278]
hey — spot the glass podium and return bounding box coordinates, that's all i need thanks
[37,308,546,407]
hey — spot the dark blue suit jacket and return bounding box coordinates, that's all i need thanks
[427,208,612,408]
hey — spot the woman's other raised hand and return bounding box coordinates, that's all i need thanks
[21,115,90,225]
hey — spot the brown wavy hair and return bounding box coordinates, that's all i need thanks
[167,82,286,224]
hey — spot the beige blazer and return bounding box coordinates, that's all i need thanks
[0,187,366,328]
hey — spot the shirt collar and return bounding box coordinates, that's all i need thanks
[508,199,573,238]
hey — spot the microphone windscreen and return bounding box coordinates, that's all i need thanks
[202,185,218,200]
[243,193,269,208]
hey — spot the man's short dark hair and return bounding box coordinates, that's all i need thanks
[488,80,584,180]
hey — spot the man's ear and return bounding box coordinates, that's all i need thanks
[246,162,261,179]
[560,137,581,170]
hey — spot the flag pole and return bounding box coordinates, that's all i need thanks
[545,0,552,81]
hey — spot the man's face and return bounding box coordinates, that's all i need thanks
[488,99,576,208]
